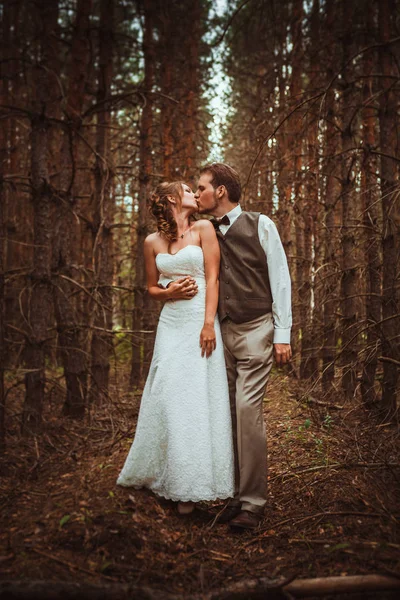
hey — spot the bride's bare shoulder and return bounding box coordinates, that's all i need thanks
[145,232,159,244]
[144,232,164,253]
[192,218,213,232]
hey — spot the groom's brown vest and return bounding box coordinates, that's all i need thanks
[216,211,273,324]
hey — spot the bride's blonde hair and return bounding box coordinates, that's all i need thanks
[150,181,184,242]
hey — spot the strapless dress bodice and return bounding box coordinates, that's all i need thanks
[155,245,205,282]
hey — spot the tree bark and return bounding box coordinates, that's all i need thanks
[288,0,305,379]
[130,0,156,386]
[0,574,399,599]
[300,0,319,379]
[360,1,381,409]
[0,187,4,451]
[157,0,206,181]
[0,0,13,450]
[179,0,201,181]
[159,1,174,180]
[321,0,342,391]
[378,0,400,418]
[3,0,26,368]
[339,2,360,399]
[89,0,115,403]
[22,0,58,434]
[53,0,93,417]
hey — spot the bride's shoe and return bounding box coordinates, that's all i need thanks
[177,501,195,515]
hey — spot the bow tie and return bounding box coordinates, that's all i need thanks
[211,215,230,230]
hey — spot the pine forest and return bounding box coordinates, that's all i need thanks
[0,0,399,596]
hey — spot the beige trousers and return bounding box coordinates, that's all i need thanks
[220,312,274,514]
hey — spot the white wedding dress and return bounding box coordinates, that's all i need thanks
[117,245,234,502]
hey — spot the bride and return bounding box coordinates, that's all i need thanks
[116,181,234,514]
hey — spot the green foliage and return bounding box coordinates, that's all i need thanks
[328,542,350,552]
[100,560,113,572]
[322,414,333,430]
[59,514,71,528]
[114,331,132,363]
[314,436,324,456]
[284,414,332,464]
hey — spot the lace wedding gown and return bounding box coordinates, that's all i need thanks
[117,245,234,502]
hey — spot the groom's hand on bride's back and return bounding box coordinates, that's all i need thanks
[166,277,198,300]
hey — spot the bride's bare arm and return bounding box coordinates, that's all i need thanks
[144,237,198,301]
[199,220,220,358]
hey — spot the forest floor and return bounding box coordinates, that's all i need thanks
[0,367,399,599]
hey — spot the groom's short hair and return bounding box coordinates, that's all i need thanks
[200,163,241,204]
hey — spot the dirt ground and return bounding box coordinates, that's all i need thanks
[0,367,399,598]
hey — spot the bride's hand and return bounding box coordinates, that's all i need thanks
[167,277,198,300]
[200,323,216,358]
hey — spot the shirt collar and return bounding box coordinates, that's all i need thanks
[223,204,242,224]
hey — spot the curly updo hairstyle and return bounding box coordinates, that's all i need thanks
[150,181,184,242]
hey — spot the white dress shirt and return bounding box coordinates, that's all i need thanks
[158,205,292,344]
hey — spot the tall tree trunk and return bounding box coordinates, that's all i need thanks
[292,2,318,378]
[378,0,399,418]
[0,0,13,450]
[360,1,381,409]
[22,0,58,433]
[4,0,24,367]
[89,0,115,403]
[299,191,316,379]
[264,168,274,217]
[0,41,6,450]
[0,179,5,451]
[158,0,205,181]
[300,0,322,378]
[159,1,174,180]
[288,0,304,375]
[339,4,359,399]
[53,0,92,417]
[76,127,96,400]
[322,0,342,391]
[130,0,156,386]
[180,0,200,181]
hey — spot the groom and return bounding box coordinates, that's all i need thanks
[194,163,292,530]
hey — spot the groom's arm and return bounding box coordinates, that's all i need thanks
[258,215,292,366]
[258,215,292,342]
[158,275,174,289]
[158,275,199,298]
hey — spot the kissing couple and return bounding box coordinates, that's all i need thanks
[117,163,292,531]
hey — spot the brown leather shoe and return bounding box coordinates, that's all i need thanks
[216,504,242,524]
[229,510,263,531]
